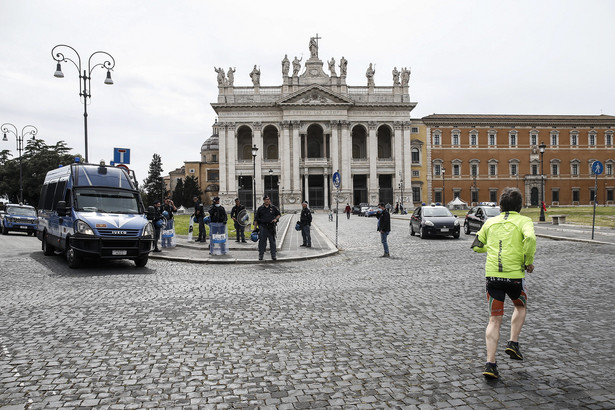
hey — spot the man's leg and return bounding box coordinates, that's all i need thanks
[258,227,267,260]
[486,315,503,363]
[306,226,311,247]
[510,304,526,343]
[269,229,277,259]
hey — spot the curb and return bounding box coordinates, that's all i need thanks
[535,233,615,246]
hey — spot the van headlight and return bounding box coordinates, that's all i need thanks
[75,220,94,235]
[143,222,154,237]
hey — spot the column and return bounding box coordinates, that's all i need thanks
[394,122,403,202]
[368,122,378,199]
[324,172,329,209]
[330,121,339,175]
[402,123,412,204]
[227,124,236,194]
[253,122,262,200]
[292,122,301,192]
[219,122,227,194]
[341,121,351,191]
[281,121,291,207]
[304,171,309,203]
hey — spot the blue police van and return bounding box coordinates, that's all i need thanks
[37,162,154,268]
[1,203,38,236]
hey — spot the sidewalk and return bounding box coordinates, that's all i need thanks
[149,213,339,264]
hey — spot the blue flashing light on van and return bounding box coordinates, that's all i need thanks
[37,163,154,268]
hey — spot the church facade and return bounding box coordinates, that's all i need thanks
[211,38,417,211]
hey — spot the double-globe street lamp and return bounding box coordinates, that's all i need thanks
[251,144,258,212]
[1,123,38,203]
[51,44,115,163]
[539,141,547,222]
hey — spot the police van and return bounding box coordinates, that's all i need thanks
[37,161,154,268]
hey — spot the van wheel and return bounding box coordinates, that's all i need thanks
[66,239,82,269]
[42,232,55,256]
[134,255,148,267]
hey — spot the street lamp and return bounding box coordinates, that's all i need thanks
[472,171,478,205]
[398,171,404,209]
[51,44,116,163]
[251,144,258,212]
[539,141,546,222]
[1,123,38,203]
[268,168,273,204]
[441,167,446,206]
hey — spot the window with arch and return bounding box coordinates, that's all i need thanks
[550,159,560,176]
[262,125,279,160]
[411,147,420,164]
[452,160,461,177]
[509,131,518,147]
[433,161,443,176]
[550,131,559,147]
[589,131,597,147]
[470,131,478,146]
[488,160,498,176]
[471,163,479,177]
[530,132,538,146]
[433,130,441,146]
[606,161,613,176]
[351,125,368,159]
[570,131,579,147]
[571,160,580,176]
[606,131,613,147]
[509,159,519,176]
[377,125,392,159]
[488,131,497,146]
[452,130,460,146]
[236,125,254,160]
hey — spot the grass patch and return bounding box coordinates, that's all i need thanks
[450,206,615,227]
[172,214,252,236]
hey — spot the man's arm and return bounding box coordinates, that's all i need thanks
[521,218,537,266]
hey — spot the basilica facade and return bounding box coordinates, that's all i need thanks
[211,38,417,211]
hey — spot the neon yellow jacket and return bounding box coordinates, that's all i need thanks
[472,211,536,278]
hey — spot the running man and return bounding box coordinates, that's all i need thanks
[471,187,536,379]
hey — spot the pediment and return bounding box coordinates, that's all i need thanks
[277,85,354,106]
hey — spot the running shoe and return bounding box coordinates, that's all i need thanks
[482,362,499,379]
[505,341,523,360]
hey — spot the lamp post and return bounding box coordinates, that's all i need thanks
[472,171,477,205]
[251,144,258,212]
[268,168,273,205]
[441,167,446,206]
[539,141,546,222]
[1,123,38,203]
[51,44,115,163]
[398,171,404,209]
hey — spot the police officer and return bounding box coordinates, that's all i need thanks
[161,197,177,248]
[254,195,281,261]
[299,200,312,247]
[193,196,206,243]
[230,198,247,243]
[152,199,163,252]
[208,196,227,223]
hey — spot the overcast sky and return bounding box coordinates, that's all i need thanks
[1,0,614,181]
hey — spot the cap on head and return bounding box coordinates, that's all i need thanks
[213,196,220,202]
[263,195,270,200]
[234,197,240,202]
[302,200,308,205]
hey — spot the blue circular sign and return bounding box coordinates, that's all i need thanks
[592,160,604,175]
[332,171,341,188]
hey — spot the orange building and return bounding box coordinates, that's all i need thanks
[422,114,615,207]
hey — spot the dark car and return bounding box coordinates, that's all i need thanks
[352,203,366,215]
[464,204,501,234]
[410,205,460,239]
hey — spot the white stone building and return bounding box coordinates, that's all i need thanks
[211,38,417,212]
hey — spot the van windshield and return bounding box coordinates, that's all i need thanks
[74,188,141,214]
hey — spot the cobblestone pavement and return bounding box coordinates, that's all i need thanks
[1,214,614,409]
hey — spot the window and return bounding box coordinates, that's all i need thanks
[434,164,442,176]
[471,164,478,177]
[551,163,558,176]
[208,170,219,181]
[511,164,518,176]
[488,132,496,146]
[589,132,596,146]
[470,132,477,146]
[412,170,420,177]
[453,164,460,176]
[489,190,498,203]
[572,163,579,176]
[453,189,461,199]
[411,127,419,133]
[433,131,441,146]
[590,189,596,202]
[532,164,538,175]
[471,189,479,203]
[189,168,195,174]
[212,154,217,162]
[572,189,580,202]
[412,186,421,202]
[411,147,420,164]
[607,163,613,176]
[607,188,614,202]
[489,163,497,176]
[552,190,559,202]
[434,190,442,203]
[509,131,517,147]
[452,132,460,146]
[530,133,538,146]
[571,132,578,147]
[606,132,613,146]
[551,131,559,146]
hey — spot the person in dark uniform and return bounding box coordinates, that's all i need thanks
[193,195,206,243]
[161,196,177,248]
[152,199,163,252]
[230,198,247,243]
[208,196,227,224]
[377,202,391,257]
[254,195,281,261]
[299,200,312,247]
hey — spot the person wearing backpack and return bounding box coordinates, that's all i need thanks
[472,187,536,380]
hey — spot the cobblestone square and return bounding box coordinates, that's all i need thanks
[1,214,614,409]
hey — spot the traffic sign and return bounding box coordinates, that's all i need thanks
[332,171,341,189]
[592,160,604,175]
[113,148,130,164]
[116,163,129,171]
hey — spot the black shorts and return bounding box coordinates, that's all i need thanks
[485,277,527,316]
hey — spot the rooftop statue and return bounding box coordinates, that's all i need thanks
[309,36,319,58]
[292,56,302,77]
[366,63,376,87]
[392,67,400,86]
[282,54,290,77]
[250,65,260,86]
[227,67,236,86]
[339,56,348,77]
[401,67,411,87]
[215,67,226,86]
[328,57,337,76]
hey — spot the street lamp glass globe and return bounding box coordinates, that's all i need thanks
[54,63,64,78]
[104,70,114,85]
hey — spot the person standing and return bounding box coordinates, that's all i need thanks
[152,199,163,252]
[208,196,227,224]
[254,195,281,261]
[193,195,206,243]
[472,187,536,380]
[230,198,247,243]
[208,196,227,254]
[299,201,312,248]
[345,203,351,219]
[161,197,177,248]
[376,202,391,257]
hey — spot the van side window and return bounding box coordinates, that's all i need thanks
[64,189,72,207]
[39,184,48,209]
[52,180,67,210]
[44,182,57,210]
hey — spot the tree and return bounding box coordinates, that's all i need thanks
[0,139,77,205]
[142,154,164,206]
[171,178,184,207]
[182,175,202,206]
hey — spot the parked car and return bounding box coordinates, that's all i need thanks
[1,203,37,236]
[464,203,501,234]
[352,203,365,215]
[410,204,460,239]
[359,204,371,216]
[366,206,380,217]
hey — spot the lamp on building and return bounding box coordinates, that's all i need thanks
[251,144,258,212]
[52,45,115,163]
[1,123,38,203]
[539,141,547,222]
[441,167,446,206]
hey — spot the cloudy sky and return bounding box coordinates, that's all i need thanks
[2,0,614,181]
